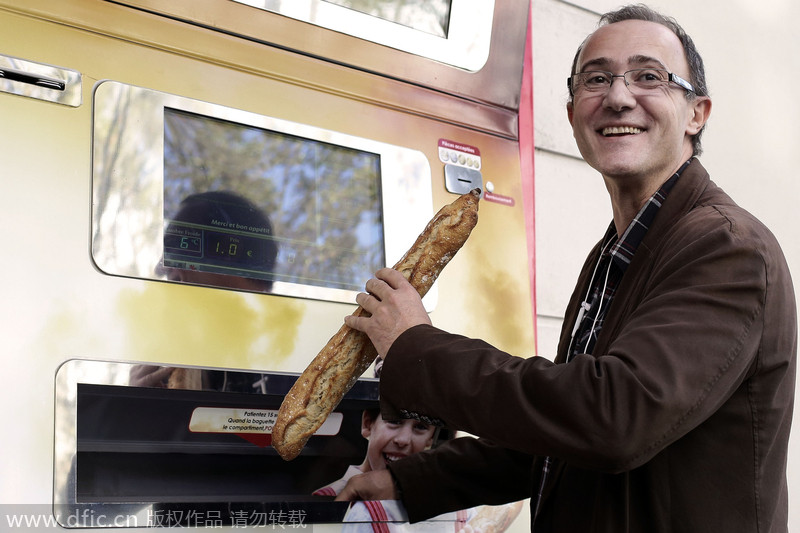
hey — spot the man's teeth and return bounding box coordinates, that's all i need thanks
[384,454,402,462]
[602,126,643,136]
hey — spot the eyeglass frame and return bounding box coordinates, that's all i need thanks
[567,68,696,98]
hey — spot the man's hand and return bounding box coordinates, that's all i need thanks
[344,268,431,356]
[334,469,399,502]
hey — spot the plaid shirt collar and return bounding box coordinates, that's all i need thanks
[606,159,689,267]
[567,159,691,360]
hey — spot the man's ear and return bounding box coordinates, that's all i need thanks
[687,96,712,135]
[567,101,575,127]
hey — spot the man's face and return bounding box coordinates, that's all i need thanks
[567,20,709,186]
[362,414,435,472]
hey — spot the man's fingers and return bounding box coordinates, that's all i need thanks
[363,268,412,298]
[354,291,371,308]
[344,314,366,331]
[334,485,357,502]
[334,470,397,502]
[375,267,408,289]
[364,276,392,299]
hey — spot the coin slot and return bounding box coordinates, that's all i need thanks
[0,66,66,91]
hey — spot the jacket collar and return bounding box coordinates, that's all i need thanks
[556,159,714,362]
[637,158,711,256]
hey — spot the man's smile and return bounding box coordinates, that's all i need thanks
[601,126,644,136]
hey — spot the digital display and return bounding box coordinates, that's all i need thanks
[323,0,452,37]
[162,108,385,293]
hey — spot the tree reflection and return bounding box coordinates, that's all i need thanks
[163,109,384,291]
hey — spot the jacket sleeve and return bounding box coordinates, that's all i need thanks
[386,434,534,523]
[380,204,790,474]
[380,324,567,458]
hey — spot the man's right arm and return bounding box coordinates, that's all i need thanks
[336,437,532,523]
[385,437,532,523]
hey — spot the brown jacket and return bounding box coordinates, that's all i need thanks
[382,159,796,532]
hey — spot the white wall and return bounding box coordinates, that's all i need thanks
[531,0,800,530]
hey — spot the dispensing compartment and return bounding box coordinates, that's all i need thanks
[54,360,383,527]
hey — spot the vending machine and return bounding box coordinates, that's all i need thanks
[0,0,534,529]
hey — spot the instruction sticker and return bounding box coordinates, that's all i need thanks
[438,138,481,170]
[189,407,343,447]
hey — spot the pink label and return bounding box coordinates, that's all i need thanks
[484,191,515,207]
[439,138,481,156]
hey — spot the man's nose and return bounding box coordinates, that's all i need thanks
[603,75,637,111]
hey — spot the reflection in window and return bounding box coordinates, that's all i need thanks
[231,0,494,72]
[323,0,451,37]
[163,108,385,292]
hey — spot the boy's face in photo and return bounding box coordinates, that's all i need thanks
[361,412,436,472]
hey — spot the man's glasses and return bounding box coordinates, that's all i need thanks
[568,68,696,97]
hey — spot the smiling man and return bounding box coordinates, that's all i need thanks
[566,15,710,236]
[336,5,797,532]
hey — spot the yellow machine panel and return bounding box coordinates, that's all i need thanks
[0,0,533,528]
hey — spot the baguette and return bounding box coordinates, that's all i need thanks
[272,189,481,460]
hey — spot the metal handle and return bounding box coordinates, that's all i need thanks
[0,65,66,91]
[0,54,81,107]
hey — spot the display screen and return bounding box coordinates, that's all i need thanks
[162,108,385,293]
[323,0,452,37]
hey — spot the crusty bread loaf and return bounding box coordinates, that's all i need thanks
[272,189,481,460]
